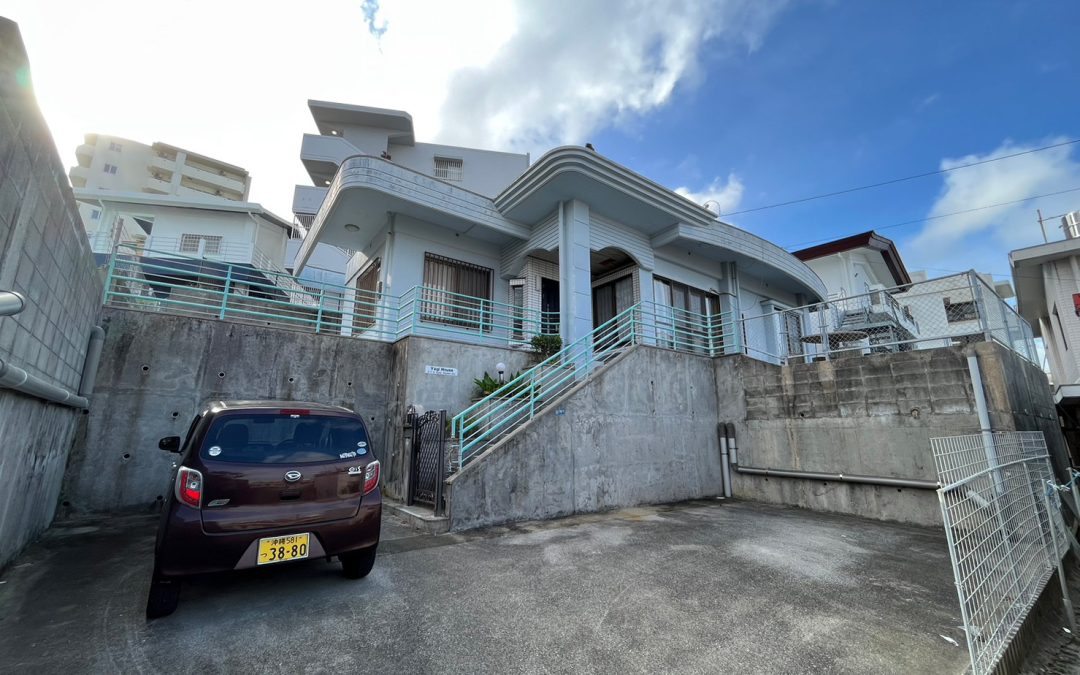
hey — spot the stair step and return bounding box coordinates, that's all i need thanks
[386,501,450,535]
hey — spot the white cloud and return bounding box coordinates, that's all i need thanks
[0,0,784,220]
[436,0,789,153]
[675,173,745,214]
[905,139,1080,275]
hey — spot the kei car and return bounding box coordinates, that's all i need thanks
[147,400,381,618]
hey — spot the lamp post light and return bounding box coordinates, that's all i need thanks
[496,362,506,384]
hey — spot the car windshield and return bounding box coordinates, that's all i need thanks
[200,413,369,464]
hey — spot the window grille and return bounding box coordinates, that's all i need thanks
[433,156,463,181]
[944,296,978,323]
[179,234,222,255]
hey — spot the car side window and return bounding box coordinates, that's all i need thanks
[180,415,202,453]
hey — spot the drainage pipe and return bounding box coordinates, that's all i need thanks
[726,422,738,466]
[0,290,26,316]
[78,326,106,398]
[732,465,939,490]
[967,354,1003,493]
[0,357,89,408]
[718,423,732,498]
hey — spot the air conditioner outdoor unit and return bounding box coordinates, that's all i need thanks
[1063,211,1080,239]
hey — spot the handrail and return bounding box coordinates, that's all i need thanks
[452,304,641,467]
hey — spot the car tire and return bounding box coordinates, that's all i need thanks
[340,546,377,579]
[146,574,181,619]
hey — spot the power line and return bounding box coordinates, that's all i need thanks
[725,138,1080,217]
[781,185,1080,251]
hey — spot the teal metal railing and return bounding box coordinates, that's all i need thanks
[101,244,551,346]
[451,304,642,467]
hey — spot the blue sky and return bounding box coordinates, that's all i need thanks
[5,0,1079,283]
[589,1,1080,280]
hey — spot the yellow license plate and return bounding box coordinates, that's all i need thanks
[257,533,310,565]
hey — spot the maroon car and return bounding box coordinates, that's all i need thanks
[147,401,381,618]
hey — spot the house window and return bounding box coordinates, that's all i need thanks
[353,259,381,330]
[108,141,123,152]
[421,253,492,330]
[90,209,101,220]
[433,156,463,181]
[510,280,525,341]
[103,163,118,175]
[653,277,721,354]
[179,234,222,255]
[943,297,978,323]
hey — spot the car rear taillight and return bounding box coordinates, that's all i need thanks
[175,466,203,508]
[363,460,380,495]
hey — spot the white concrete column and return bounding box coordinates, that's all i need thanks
[636,266,656,346]
[171,151,187,193]
[559,200,592,352]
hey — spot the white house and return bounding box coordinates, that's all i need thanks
[291,101,826,353]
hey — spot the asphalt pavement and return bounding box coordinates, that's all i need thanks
[0,500,969,674]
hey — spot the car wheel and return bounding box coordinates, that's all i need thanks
[146,574,181,619]
[340,546,377,579]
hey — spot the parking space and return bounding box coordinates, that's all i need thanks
[0,500,968,674]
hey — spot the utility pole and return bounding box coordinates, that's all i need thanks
[1038,208,1049,243]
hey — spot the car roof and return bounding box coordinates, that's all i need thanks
[202,400,357,415]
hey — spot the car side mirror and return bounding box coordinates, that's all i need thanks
[158,436,182,453]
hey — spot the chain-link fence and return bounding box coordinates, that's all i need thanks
[932,431,1070,675]
[737,271,1038,366]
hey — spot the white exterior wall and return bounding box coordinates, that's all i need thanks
[803,250,893,299]
[389,142,529,198]
[1041,257,1080,385]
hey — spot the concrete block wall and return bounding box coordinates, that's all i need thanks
[0,18,103,568]
[448,345,723,531]
[717,342,1065,526]
[63,307,393,513]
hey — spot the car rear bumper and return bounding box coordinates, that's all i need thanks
[155,491,382,577]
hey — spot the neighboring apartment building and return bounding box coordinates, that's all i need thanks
[291,101,827,353]
[1012,211,1080,392]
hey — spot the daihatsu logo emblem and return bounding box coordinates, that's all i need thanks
[284,470,302,483]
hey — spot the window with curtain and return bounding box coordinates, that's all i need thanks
[422,253,493,330]
[653,276,720,354]
[352,258,381,330]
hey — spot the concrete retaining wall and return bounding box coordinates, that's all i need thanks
[717,342,1064,526]
[0,19,103,568]
[63,307,394,513]
[448,345,723,531]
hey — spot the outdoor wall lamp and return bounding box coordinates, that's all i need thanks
[496,362,506,383]
[0,290,26,317]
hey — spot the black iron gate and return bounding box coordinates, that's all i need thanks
[408,409,446,511]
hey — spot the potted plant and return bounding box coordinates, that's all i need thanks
[530,333,562,359]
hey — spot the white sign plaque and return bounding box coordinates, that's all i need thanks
[425,365,458,376]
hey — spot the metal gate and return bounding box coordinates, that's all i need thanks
[408,409,446,511]
[932,431,1070,675]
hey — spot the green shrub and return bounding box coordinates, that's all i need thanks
[531,333,563,358]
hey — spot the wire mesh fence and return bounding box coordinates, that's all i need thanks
[932,431,1069,675]
[738,272,1038,367]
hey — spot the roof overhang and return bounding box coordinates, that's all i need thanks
[308,100,415,145]
[294,155,529,272]
[653,223,827,301]
[1009,238,1080,330]
[496,146,718,235]
[793,231,911,286]
[73,189,292,231]
[1055,383,1080,405]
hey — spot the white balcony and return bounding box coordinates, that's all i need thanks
[149,155,176,174]
[292,185,328,216]
[143,175,172,195]
[69,166,90,188]
[75,144,94,165]
[179,163,247,197]
[300,134,360,184]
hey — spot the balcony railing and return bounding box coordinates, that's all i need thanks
[101,244,1037,371]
